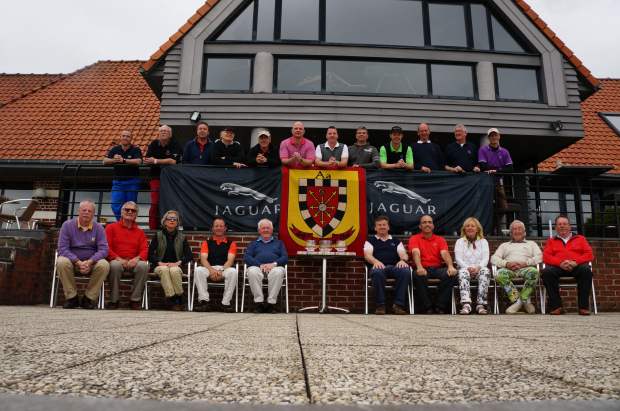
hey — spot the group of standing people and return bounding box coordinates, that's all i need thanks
[104,120,514,229]
[364,214,594,316]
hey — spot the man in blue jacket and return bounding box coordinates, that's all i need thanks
[182,121,211,165]
[244,218,288,313]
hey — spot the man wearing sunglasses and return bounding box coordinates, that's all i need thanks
[105,201,149,310]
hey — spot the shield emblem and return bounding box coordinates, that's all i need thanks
[299,178,347,237]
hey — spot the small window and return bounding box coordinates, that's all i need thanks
[325,0,424,46]
[491,15,524,52]
[496,67,540,101]
[276,59,321,92]
[431,64,474,98]
[429,3,467,48]
[256,0,275,41]
[600,113,620,136]
[204,58,252,91]
[470,4,490,50]
[326,60,427,95]
[280,0,319,40]
[215,1,254,41]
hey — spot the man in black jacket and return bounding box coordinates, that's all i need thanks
[210,128,247,168]
[247,129,281,167]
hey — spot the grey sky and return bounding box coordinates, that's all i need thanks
[0,0,618,78]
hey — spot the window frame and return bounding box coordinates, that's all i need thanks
[201,55,255,93]
[599,112,620,136]
[493,64,544,103]
[272,55,478,100]
[208,0,536,55]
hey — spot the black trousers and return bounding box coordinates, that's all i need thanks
[413,267,456,313]
[542,264,593,311]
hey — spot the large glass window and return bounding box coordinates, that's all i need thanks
[431,64,474,98]
[491,15,524,53]
[276,59,321,92]
[326,60,427,95]
[204,58,252,91]
[325,0,424,46]
[256,0,275,41]
[280,0,319,40]
[496,67,539,101]
[429,3,467,48]
[470,3,490,50]
[215,2,254,41]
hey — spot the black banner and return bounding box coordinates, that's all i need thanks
[366,170,494,235]
[160,166,493,234]
[160,166,281,231]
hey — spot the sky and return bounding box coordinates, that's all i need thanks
[0,0,618,78]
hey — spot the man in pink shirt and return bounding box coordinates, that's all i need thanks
[279,121,315,168]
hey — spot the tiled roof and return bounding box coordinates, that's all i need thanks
[0,74,63,105]
[142,0,598,89]
[539,79,620,174]
[0,61,160,161]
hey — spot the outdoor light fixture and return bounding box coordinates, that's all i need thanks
[190,111,201,122]
[550,120,563,132]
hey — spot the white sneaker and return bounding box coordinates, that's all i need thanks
[524,301,536,314]
[506,300,523,314]
[459,303,471,315]
[476,304,488,315]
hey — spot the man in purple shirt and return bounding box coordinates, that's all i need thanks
[478,128,514,209]
[279,121,315,169]
[56,200,110,309]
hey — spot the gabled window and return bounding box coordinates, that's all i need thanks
[210,0,533,53]
[600,113,620,136]
[495,66,541,102]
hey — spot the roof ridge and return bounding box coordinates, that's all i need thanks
[0,60,144,109]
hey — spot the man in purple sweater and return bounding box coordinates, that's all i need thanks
[244,218,288,313]
[56,200,110,309]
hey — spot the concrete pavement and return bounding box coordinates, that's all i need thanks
[1,307,619,408]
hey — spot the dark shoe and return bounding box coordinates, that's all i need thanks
[106,302,118,310]
[254,303,265,313]
[263,302,274,314]
[392,304,408,315]
[130,301,142,310]
[194,300,209,312]
[172,304,183,311]
[375,305,386,315]
[80,296,97,309]
[549,308,563,315]
[63,296,80,309]
[219,302,234,313]
[579,309,591,316]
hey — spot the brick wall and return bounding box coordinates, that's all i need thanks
[5,230,620,313]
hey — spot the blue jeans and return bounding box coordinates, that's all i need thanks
[371,266,410,307]
[111,178,140,220]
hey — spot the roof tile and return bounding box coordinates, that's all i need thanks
[0,74,63,105]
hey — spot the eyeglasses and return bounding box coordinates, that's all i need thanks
[165,217,178,222]
[123,208,137,213]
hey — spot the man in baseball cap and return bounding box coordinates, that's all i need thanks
[247,128,281,167]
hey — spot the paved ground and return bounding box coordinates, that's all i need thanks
[1,307,619,409]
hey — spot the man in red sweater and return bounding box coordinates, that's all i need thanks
[542,215,594,315]
[105,201,149,309]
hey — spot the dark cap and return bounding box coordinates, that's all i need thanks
[391,126,403,133]
[222,127,235,133]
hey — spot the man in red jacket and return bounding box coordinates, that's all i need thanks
[105,201,149,310]
[542,215,594,315]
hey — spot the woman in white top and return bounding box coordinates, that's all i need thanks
[454,217,490,315]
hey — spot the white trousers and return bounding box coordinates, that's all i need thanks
[194,266,238,305]
[247,266,285,304]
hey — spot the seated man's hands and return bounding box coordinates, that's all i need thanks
[372,261,385,270]
[260,263,275,273]
[416,267,428,276]
[447,265,458,276]
[396,260,409,269]
[127,257,140,269]
[208,267,223,282]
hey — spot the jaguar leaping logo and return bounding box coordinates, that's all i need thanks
[220,183,277,204]
[374,181,431,204]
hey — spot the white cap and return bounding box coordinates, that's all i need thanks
[257,128,271,138]
[487,127,500,136]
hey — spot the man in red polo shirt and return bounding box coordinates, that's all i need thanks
[542,215,594,315]
[105,201,149,310]
[409,215,458,314]
[279,121,315,169]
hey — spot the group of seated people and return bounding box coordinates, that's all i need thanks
[364,214,594,316]
[104,120,514,229]
[56,200,287,313]
[57,198,593,316]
